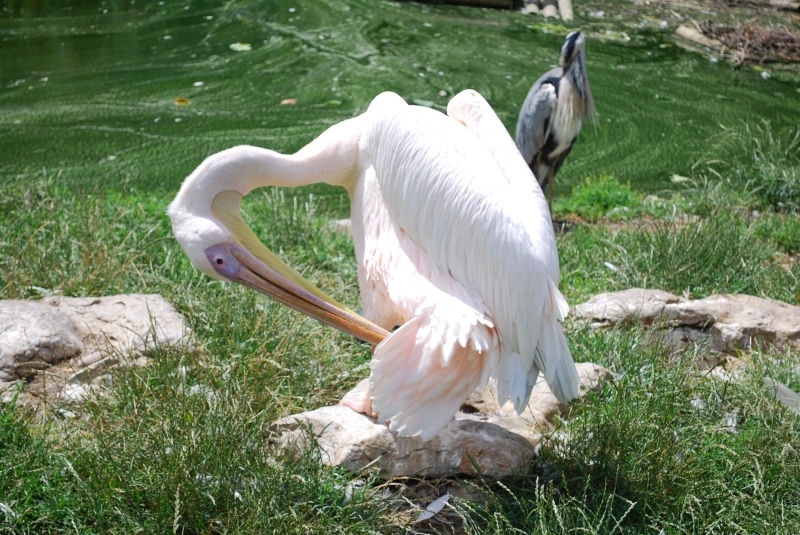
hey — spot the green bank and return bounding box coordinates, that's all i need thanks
[2,0,800,201]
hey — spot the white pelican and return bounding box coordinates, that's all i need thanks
[168,90,579,440]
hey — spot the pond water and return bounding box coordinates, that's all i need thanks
[2,0,799,204]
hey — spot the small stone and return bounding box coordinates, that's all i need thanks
[329,218,352,233]
[62,383,91,403]
[542,4,558,17]
[522,3,540,14]
[0,380,23,403]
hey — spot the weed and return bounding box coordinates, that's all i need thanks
[696,121,800,212]
[554,174,642,221]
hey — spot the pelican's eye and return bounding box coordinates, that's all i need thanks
[205,243,241,280]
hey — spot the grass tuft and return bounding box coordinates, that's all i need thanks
[697,121,800,212]
[554,174,642,221]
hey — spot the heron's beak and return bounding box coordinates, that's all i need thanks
[205,190,390,346]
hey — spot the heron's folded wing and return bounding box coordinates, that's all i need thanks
[513,75,558,166]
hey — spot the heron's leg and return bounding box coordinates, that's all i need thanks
[547,174,554,212]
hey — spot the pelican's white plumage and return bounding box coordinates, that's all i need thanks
[168,89,579,441]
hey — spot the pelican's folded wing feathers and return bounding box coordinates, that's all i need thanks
[367,91,578,419]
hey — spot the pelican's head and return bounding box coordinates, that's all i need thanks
[168,146,389,345]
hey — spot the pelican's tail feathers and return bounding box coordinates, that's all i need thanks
[535,312,579,404]
[370,315,497,441]
[497,352,528,414]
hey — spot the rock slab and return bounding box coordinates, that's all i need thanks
[43,294,190,359]
[0,294,191,404]
[270,362,608,478]
[573,289,800,354]
[0,301,85,382]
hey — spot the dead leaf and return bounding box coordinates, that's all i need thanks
[173,97,190,106]
[280,98,297,105]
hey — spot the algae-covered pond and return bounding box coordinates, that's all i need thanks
[2,0,799,201]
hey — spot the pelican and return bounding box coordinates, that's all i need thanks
[168,89,579,440]
[515,31,595,209]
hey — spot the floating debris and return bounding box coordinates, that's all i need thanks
[678,20,800,65]
[411,98,435,107]
[173,97,190,106]
[229,42,252,52]
[280,98,297,105]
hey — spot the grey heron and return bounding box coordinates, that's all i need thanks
[515,31,595,209]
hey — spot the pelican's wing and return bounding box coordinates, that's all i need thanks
[367,91,578,419]
[365,188,501,440]
[447,89,578,407]
[513,69,560,167]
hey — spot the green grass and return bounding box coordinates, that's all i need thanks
[459,327,800,534]
[554,174,642,221]
[2,165,800,533]
[2,0,799,530]
[557,209,800,304]
[697,121,800,213]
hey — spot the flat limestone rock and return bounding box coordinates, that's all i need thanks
[0,294,191,406]
[43,294,190,359]
[459,362,609,445]
[271,405,535,479]
[573,289,800,354]
[0,301,85,382]
[270,362,608,478]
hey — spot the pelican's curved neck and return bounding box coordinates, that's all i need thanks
[176,115,367,215]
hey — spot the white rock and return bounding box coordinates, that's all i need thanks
[764,377,800,414]
[0,300,84,381]
[0,294,191,406]
[43,294,191,360]
[0,380,24,403]
[572,289,800,354]
[271,405,535,478]
[270,363,608,478]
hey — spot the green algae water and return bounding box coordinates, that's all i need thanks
[2,0,799,202]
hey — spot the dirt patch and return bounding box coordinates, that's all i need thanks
[698,19,800,63]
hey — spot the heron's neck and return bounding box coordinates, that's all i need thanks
[562,53,594,122]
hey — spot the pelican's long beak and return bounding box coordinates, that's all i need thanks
[205,190,390,346]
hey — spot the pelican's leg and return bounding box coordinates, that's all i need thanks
[340,381,377,417]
